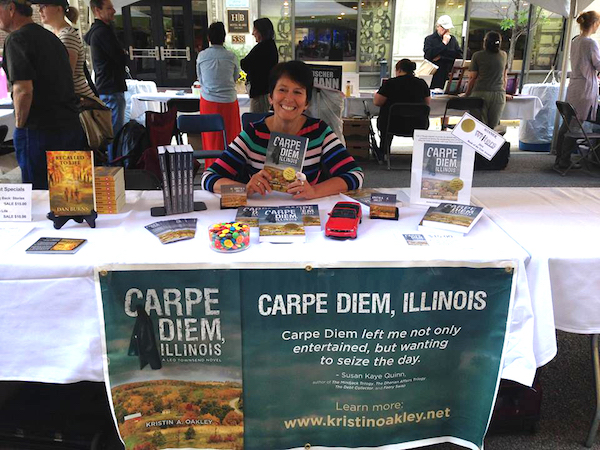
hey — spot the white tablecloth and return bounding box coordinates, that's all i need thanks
[345,95,544,121]
[125,80,158,123]
[472,187,600,335]
[0,189,552,387]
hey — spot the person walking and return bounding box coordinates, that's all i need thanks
[555,11,600,172]
[0,0,84,189]
[196,21,242,168]
[84,0,128,160]
[36,0,95,98]
[240,18,278,113]
[463,31,509,129]
[424,15,463,90]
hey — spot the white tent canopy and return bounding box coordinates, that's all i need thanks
[529,0,593,17]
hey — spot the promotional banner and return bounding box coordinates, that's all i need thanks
[97,262,515,450]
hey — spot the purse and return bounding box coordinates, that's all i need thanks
[79,95,114,150]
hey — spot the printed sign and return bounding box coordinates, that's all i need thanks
[225,0,248,8]
[227,9,249,33]
[97,262,515,450]
[307,64,343,91]
[0,183,32,221]
[231,34,246,44]
[452,113,506,161]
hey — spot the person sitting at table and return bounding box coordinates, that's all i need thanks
[373,58,430,157]
[200,60,364,199]
[462,31,510,129]
[196,21,241,168]
[555,11,600,172]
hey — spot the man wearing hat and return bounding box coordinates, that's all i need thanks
[424,15,463,90]
[0,0,84,189]
[84,0,127,161]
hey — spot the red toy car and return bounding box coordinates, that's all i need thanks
[325,201,362,239]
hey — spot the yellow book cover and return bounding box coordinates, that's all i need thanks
[47,151,95,216]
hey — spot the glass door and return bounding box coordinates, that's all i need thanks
[123,0,198,87]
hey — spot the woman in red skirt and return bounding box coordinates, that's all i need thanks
[196,22,241,167]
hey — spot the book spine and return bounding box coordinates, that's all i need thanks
[175,147,183,213]
[187,145,194,212]
[168,147,178,214]
[177,146,187,213]
[157,147,172,215]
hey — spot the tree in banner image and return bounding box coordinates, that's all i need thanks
[491,0,547,70]
[223,410,243,426]
[185,427,196,440]
[133,443,157,450]
[151,430,166,447]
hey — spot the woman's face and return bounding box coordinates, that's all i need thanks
[269,76,309,123]
[38,4,61,24]
[252,28,262,43]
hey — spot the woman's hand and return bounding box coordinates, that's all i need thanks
[246,169,272,196]
[506,94,514,101]
[287,178,316,200]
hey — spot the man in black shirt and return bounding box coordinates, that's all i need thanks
[84,0,127,160]
[423,15,463,90]
[0,0,84,189]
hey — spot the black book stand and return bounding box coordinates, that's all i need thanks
[47,210,98,229]
[150,202,207,217]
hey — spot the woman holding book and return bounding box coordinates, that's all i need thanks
[201,61,364,199]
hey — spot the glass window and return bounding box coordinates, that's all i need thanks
[129,5,157,81]
[434,0,466,43]
[192,0,209,54]
[528,6,563,71]
[260,0,293,61]
[359,0,393,72]
[295,0,358,62]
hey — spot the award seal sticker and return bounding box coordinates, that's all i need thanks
[461,118,476,133]
[449,178,464,192]
[283,167,296,181]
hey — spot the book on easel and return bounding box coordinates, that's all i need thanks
[47,150,95,216]
[157,144,194,215]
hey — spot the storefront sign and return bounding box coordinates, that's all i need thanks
[97,262,514,450]
[307,64,343,91]
[227,9,249,33]
[231,34,246,45]
[0,183,32,221]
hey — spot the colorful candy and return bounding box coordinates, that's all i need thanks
[209,222,250,253]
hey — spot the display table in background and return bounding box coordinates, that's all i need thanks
[0,109,15,142]
[125,80,158,123]
[0,188,554,387]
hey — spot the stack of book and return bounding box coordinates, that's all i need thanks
[418,202,484,235]
[94,166,125,214]
[157,144,194,215]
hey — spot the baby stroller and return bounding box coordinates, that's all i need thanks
[364,100,384,163]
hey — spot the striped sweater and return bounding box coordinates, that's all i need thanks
[201,115,364,192]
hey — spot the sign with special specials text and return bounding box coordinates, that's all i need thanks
[96,261,516,450]
[410,130,475,207]
[227,9,249,33]
[452,113,506,161]
[0,183,32,221]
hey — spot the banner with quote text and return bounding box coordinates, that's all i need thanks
[96,262,515,450]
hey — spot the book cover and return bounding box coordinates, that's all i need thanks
[26,237,87,254]
[47,150,95,216]
[420,202,484,235]
[166,146,179,214]
[297,204,321,229]
[222,185,247,208]
[410,130,475,207]
[157,146,173,215]
[258,206,306,243]
[264,132,308,192]
[343,188,388,207]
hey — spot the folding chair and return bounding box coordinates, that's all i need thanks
[383,103,430,170]
[441,97,484,131]
[167,97,200,114]
[177,114,226,161]
[241,112,270,129]
[555,101,600,176]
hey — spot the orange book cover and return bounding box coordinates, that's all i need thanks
[47,151,95,216]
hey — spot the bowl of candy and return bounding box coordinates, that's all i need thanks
[209,222,250,252]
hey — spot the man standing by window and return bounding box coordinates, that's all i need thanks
[0,0,83,189]
[424,15,463,90]
[84,0,127,160]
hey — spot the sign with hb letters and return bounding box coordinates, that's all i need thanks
[227,9,249,33]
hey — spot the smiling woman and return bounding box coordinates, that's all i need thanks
[201,60,364,200]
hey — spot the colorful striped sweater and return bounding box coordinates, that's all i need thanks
[201,115,364,192]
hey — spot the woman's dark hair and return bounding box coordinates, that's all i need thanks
[268,60,314,103]
[577,11,600,31]
[253,17,275,41]
[484,31,501,53]
[208,22,226,45]
[395,58,416,75]
[64,5,79,23]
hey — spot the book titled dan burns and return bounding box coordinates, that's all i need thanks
[258,206,305,243]
[264,132,308,192]
[419,202,484,235]
[47,150,95,216]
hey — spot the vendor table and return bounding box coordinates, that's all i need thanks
[0,108,15,142]
[0,189,555,388]
[345,94,544,121]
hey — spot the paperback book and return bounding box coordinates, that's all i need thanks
[264,132,308,192]
[235,206,261,228]
[410,130,475,206]
[94,166,125,214]
[418,202,484,235]
[221,185,247,209]
[47,150,95,216]
[258,206,306,243]
[236,204,320,230]
[145,218,197,244]
[26,237,87,254]
[158,145,194,215]
[343,188,391,207]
